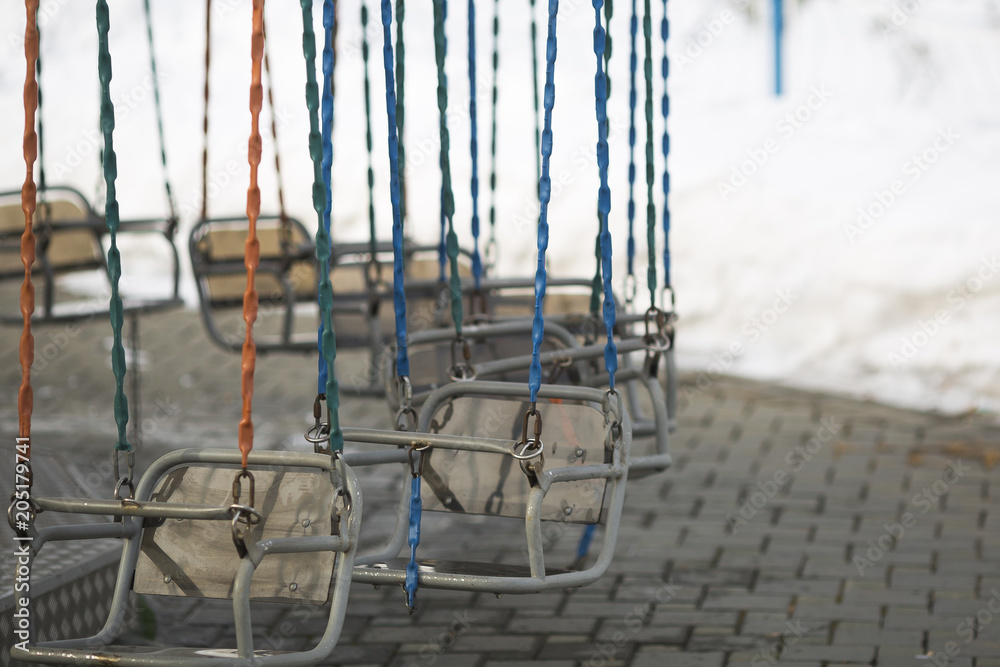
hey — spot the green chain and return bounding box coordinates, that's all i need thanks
[643,0,657,304]
[96,0,130,453]
[301,0,342,450]
[530,0,541,189]
[361,2,378,263]
[143,0,177,223]
[487,0,499,268]
[433,0,464,333]
[590,0,613,315]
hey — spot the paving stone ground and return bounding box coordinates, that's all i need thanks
[2,309,1000,666]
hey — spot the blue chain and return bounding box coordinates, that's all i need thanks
[380,0,409,377]
[317,0,335,397]
[661,0,671,291]
[593,0,617,387]
[406,470,421,610]
[468,0,482,290]
[528,0,560,404]
[379,0,418,610]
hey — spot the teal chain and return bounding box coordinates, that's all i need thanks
[142,0,177,223]
[432,0,463,333]
[301,0,342,451]
[590,0,613,315]
[486,0,499,271]
[361,2,378,264]
[530,0,541,188]
[96,0,130,453]
[643,0,657,304]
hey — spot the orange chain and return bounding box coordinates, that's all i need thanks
[238,0,265,468]
[19,0,39,456]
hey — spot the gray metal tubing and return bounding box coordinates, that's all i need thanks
[33,522,133,550]
[666,348,678,430]
[342,448,409,467]
[342,427,515,456]
[33,496,235,520]
[257,535,349,559]
[392,319,584,408]
[406,318,579,349]
[612,366,671,473]
[351,381,631,594]
[16,448,362,667]
[472,336,647,380]
[525,486,546,579]
[233,558,256,659]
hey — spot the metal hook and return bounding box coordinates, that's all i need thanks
[513,407,544,460]
[624,273,637,308]
[448,336,477,381]
[232,468,256,510]
[407,444,427,478]
[643,306,672,352]
[306,394,332,452]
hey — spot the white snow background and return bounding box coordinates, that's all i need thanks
[1,0,998,417]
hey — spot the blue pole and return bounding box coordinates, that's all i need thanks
[773,0,783,96]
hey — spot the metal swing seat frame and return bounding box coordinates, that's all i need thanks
[13,448,362,667]
[348,380,631,594]
[0,185,183,325]
[390,320,672,476]
[189,211,481,356]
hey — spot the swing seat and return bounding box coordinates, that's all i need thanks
[348,381,630,595]
[0,186,182,324]
[14,448,361,667]
[385,322,672,477]
[189,216,325,353]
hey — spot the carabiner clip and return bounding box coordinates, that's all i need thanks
[513,407,544,460]
[448,336,477,381]
[306,394,332,452]
[395,376,417,432]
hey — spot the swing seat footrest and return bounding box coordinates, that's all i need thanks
[14,644,296,667]
[355,558,574,581]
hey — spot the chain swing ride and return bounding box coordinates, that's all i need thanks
[10,0,675,662]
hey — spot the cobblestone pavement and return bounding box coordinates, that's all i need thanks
[2,310,1000,666]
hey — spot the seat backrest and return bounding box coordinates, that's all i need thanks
[190,218,317,304]
[0,198,103,277]
[421,395,609,523]
[133,465,336,604]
